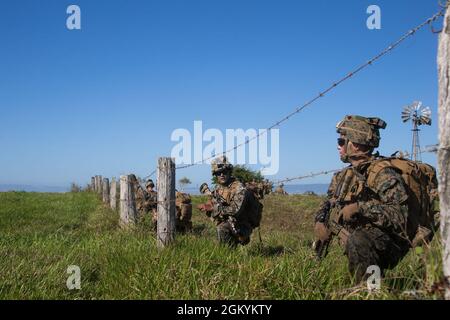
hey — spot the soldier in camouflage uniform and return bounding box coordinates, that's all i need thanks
[198,156,255,248]
[314,115,411,282]
[129,174,148,219]
[274,183,288,195]
[144,179,158,227]
[175,191,193,232]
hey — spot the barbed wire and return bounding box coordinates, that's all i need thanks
[273,169,342,185]
[137,146,440,190]
[168,8,445,173]
[271,147,439,185]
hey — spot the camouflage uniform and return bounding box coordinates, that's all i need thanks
[315,115,411,282]
[274,183,288,195]
[175,191,193,232]
[200,156,255,247]
[324,159,410,281]
[133,178,158,224]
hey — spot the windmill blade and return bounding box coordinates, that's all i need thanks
[412,101,422,111]
[401,114,411,122]
[418,106,432,125]
[421,106,432,117]
[401,105,413,122]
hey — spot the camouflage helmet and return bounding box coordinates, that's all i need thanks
[211,155,233,174]
[145,179,154,188]
[336,115,387,148]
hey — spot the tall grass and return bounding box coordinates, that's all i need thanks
[0,192,444,299]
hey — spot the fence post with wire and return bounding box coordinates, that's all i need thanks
[157,157,176,248]
[110,177,117,210]
[90,177,95,192]
[437,1,450,300]
[119,174,138,227]
[102,178,110,205]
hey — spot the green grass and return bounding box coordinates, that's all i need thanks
[0,191,444,299]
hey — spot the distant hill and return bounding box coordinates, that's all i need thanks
[0,184,68,193]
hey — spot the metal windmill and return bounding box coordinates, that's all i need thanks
[401,101,432,162]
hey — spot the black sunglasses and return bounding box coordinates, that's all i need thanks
[337,138,347,147]
[214,171,227,177]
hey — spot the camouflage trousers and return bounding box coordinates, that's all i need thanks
[344,226,410,283]
[216,220,253,248]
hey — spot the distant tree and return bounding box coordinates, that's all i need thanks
[212,165,264,185]
[179,177,192,191]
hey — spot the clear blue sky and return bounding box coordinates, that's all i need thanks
[0,0,443,188]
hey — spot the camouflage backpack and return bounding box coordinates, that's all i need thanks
[176,192,191,205]
[244,187,264,228]
[176,192,192,221]
[216,180,263,229]
[367,157,439,247]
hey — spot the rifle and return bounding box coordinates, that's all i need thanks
[314,169,353,259]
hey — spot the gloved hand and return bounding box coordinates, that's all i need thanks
[341,203,359,222]
[197,203,212,212]
[314,222,331,243]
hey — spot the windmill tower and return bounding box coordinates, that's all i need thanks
[401,101,432,162]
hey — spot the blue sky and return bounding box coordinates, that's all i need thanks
[0,0,443,188]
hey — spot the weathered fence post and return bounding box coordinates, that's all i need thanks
[95,176,100,194]
[98,175,103,196]
[110,177,117,210]
[120,175,137,227]
[438,3,450,300]
[103,178,110,204]
[157,157,176,248]
[91,177,95,192]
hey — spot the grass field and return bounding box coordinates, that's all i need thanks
[0,191,444,299]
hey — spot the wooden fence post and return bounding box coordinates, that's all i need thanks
[98,175,103,196]
[120,175,137,227]
[95,176,100,194]
[157,157,176,248]
[93,176,98,192]
[438,3,450,300]
[110,177,117,210]
[103,178,110,204]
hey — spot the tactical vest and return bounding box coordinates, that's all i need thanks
[332,157,438,247]
[215,180,263,228]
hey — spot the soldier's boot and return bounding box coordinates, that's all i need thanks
[237,225,252,246]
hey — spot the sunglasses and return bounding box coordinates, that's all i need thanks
[337,138,347,147]
[214,171,227,177]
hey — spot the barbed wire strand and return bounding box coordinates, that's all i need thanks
[272,147,439,185]
[168,8,445,173]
